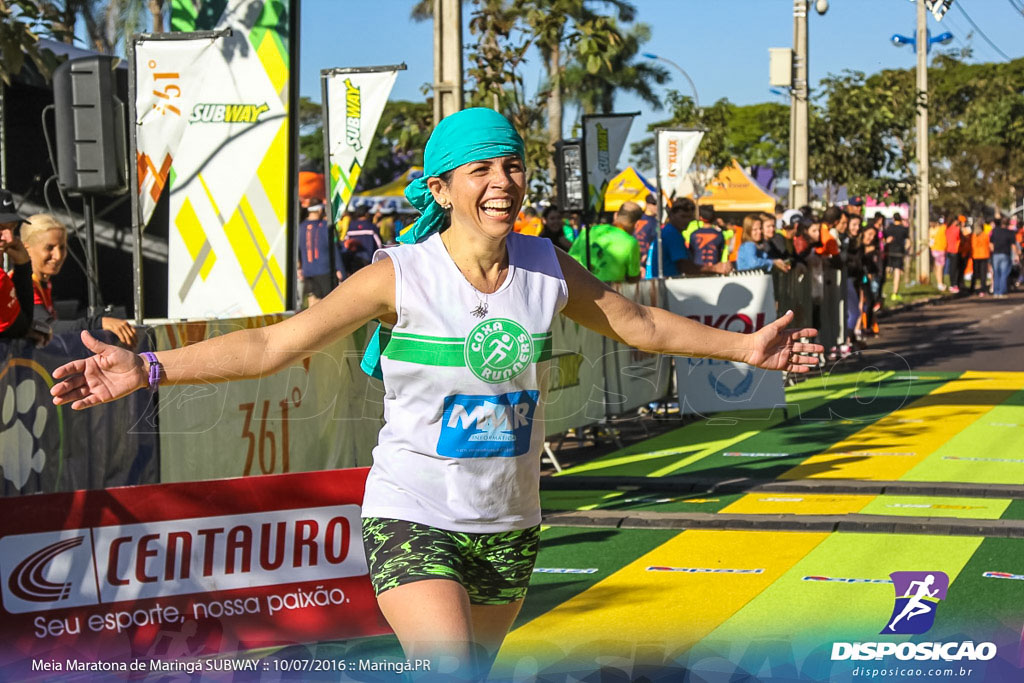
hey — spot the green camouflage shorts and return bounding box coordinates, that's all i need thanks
[361,517,540,605]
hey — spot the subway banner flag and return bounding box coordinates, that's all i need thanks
[582,113,636,214]
[323,67,400,221]
[167,0,292,318]
[0,469,388,676]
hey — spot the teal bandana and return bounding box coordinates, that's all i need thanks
[359,108,525,379]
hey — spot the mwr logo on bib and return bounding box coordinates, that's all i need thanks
[438,391,539,458]
[465,318,534,383]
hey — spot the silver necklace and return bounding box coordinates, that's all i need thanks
[470,296,489,319]
[442,231,499,319]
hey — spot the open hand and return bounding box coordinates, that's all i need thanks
[743,310,824,373]
[50,331,147,409]
[102,316,139,348]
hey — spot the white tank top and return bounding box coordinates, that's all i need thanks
[361,231,568,532]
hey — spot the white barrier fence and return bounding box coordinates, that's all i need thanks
[150,275,784,481]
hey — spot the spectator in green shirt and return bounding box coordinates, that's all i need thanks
[568,201,642,283]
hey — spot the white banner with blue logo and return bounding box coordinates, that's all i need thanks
[664,273,785,415]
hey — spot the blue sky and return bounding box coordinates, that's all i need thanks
[301,0,1023,169]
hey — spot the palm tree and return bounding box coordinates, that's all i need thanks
[520,0,635,164]
[562,21,668,116]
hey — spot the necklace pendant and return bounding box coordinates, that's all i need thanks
[471,301,488,318]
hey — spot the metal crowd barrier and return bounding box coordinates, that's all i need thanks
[1,267,851,495]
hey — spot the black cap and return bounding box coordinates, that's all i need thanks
[0,189,26,225]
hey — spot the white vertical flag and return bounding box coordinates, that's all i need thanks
[657,129,703,203]
[323,67,402,220]
[582,113,636,213]
[134,36,222,229]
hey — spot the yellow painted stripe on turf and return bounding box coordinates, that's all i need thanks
[256,121,288,226]
[564,378,872,479]
[499,529,827,665]
[779,372,1024,480]
[720,493,873,515]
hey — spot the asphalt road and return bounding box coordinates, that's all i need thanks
[832,289,1024,373]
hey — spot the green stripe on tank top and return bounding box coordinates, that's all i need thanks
[383,331,554,366]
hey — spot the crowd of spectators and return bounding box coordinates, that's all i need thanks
[1,188,137,348]
[499,194,1023,358]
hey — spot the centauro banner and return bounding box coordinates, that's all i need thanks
[657,129,703,203]
[134,36,225,230]
[0,469,388,675]
[664,273,785,415]
[323,67,401,220]
[582,113,636,213]
[167,0,292,318]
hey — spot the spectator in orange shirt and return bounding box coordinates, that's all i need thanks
[929,220,947,291]
[969,223,991,296]
[945,217,963,292]
[952,221,972,292]
[514,206,542,236]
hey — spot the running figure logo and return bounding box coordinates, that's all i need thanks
[881,571,949,635]
[465,318,534,383]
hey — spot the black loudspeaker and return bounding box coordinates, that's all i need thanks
[53,56,127,194]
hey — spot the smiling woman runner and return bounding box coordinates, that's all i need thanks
[49,107,823,680]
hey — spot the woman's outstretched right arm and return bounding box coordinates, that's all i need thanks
[50,257,395,410]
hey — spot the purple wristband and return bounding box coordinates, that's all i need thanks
[140,352,163,391]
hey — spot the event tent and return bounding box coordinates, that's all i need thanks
[698,159,778,213]
[603,166,657,212]
[349,167,422,213]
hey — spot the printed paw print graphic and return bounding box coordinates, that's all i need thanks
[0,379,48,488]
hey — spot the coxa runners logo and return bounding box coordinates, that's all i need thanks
[189,103,269,124]
[465,318,533,383]
[882,571,948,635]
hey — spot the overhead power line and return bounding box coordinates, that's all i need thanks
[1008,0,1024,17]
[954,3,1012,61]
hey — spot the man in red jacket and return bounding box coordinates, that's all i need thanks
[0,188,37,340]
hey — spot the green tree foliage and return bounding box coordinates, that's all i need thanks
[632,54,1024,214]
[927,54,1024,215]
[632,91,787,196]
[561,20,667,116]
[0,0,69,85]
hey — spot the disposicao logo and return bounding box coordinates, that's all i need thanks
[830,570,997,663]
[882,571,948,635]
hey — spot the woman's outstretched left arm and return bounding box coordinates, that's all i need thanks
[556,250,823,373]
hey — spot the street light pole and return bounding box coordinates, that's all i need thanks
[433,0,463,124]
[894,11,952,282]
[915,0,930,283]
[642,53,699,109]
[791,0,809,209]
